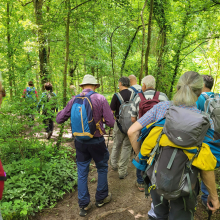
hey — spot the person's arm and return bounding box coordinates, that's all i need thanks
[200,170,220,213]
[131,117,137,123]
[128,121,143,155]
[35,90,39,102]
[102,98,115,128]
[22,89,26,98]
[56,98,74,124]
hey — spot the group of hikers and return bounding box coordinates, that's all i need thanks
[0,71,220,220]
[21,81,58,139]
[56,72,220,219]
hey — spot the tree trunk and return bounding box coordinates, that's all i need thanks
[145,0,154,76]
[33,0,48,89]
[169,15,189,96]
[140,0,147,84]
[63,0,70,107]
[101,74,103,93]
[121,25,142,75]
[7,2,13,100]
[110,27,120,92]
[69,60,78,85]
[56,0,70,150]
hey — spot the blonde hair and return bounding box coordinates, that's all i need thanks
[141,75,156,89]
[173,71,203,106]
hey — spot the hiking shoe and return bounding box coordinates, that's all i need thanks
[135,181,145,192]
[79,202,92,217]
[95,192,112,207]
[119,172,128,179]
[47,131,52,140]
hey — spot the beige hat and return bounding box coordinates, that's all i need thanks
[79,74,100,88]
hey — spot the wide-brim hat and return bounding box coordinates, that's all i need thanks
[79,74,100,88]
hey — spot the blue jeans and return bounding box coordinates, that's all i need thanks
[201,181,208,204]
[75,137,109,208]
[136,168,144,184]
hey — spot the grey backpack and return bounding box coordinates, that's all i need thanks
[203,93,220,133]
[116,92,134,134]
[164,105,210,147]
[143,106,210,213]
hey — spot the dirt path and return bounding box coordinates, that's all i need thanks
[31,127,220,220]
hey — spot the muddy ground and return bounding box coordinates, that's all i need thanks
[30,127,220,220]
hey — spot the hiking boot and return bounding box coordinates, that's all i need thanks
[119,172,128,179]
[47,131,52,140]
[135,181,145,192]
[79,202,92,217]
[95,192,112,207]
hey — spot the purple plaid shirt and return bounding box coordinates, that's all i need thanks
[138,101,214,129]
[56,89,115,137]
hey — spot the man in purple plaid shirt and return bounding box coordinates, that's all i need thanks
[56,75,115,217]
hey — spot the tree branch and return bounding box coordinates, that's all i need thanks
[71,0,93,11]
[179,40,209,64]
[182,35,220,50]
[121,25,142,74]
[211,0,220,5]
[199,46,212,75]
[18,0,32,7]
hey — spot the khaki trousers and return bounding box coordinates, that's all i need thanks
[110,122,132,176]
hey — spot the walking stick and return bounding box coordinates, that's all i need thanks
[208,202,213,220]
[208,210,212,220]
[107,128,112,148]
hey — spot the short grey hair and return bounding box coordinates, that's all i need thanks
[119,76,130,87]
[141,75,156,89]
[173,71,203,106]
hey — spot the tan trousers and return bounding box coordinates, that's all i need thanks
[110,122,132,176]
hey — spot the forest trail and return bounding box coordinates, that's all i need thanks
[31,127,219,220]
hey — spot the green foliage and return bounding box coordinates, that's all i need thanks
[0,104,77,220]
[1,152,77,220]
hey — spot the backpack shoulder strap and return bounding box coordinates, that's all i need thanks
[130,86,139,94]
[202,93,210,100]
[130,90,136,101]
[138,92,146,102]
[85,91,95,98]
[153,91,160,100]
[115,92,124,104]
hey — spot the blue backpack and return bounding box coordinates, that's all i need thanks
[71,91,97,140]
[25,87,37,107]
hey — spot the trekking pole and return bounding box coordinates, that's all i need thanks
[208,202,213,220]
[107,128,112,148]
